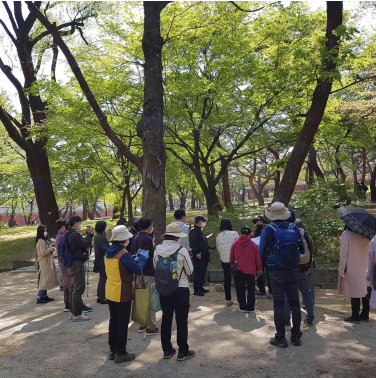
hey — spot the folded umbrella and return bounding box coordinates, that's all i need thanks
[338,207,376,240]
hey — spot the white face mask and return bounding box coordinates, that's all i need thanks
[124,240,129,247]
[150,227,154,234]
[44,231,48,238]
[105,227,109,232]
[77,224,82,231]
[201,222,206,228]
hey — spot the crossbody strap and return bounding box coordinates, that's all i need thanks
[235,246,246,264]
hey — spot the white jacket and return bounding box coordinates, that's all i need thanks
[216,230,239,263]
[153,240,193,288]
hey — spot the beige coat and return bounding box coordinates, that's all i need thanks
[37,239,59,290]
[366,237,376,308]
[338,230,370,298]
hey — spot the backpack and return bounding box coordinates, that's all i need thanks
[266,222,301,270]
[155,246,184,296]
[58,233,73,268]
[298,228,310,265]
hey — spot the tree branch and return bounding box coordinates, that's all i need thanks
[329,75,376,95]
[0,18,17,44]
[229,1,276,13]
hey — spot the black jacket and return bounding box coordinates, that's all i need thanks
[66,229,93,262]
[130,231,155,276]
[189,225,209,258]
[94,233,109,275]
[127,227,138,255]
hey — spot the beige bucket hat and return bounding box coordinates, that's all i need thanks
[110,225,134,241]
[162,223,188,239]
[265,202,291,221]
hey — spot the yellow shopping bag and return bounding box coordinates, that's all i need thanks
[131,270,151,325]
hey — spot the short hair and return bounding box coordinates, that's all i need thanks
[219,218,232,232]
[174,209,186,220]
[164,235,179,241]
[241,226,252,235]
[95,221,107,234]
[117,218,127,226]
[139,217,152,231]
[132,218,140,231]
[56,219,66,231]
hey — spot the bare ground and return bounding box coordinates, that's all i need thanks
[0,271,375,378]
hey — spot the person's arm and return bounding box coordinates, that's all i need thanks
[99,236,109,256]
[70,231,93,249]
[230,243,235,265]
[258,228,267,257]
[338,231,349,278]
[145,236,154,262]
[294,225,305,254]
[120,253,147,274]
[189,229,199,257]
[38,240,54,257]
[181,248,194,275]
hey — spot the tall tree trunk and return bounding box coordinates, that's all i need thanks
[205,181,222,215]
[82,200,88,221]
[179,192,187,209]
[103,198,108,217]
[274,170,281,193]
[371,165,376,202]
[273,1,343,205]
[309,146,325,181]
[362,148,367,183]
[307,161,315,186]
[191,196,196,210]
[126,185,134,222]
[168,194,174,211]
[221,157,233,208]
[120,187,127,219]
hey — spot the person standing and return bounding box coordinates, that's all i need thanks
[259,202,305,348]
[173,209,189,250]
[216,218,239,306]
[36,225,59,304]
[66,215,93,321]
[230,226,262,313]
[131,217,159,335]
[366,236,376,312]
[94,221,109,304]
[55,219,70,311]
[338,226,370,323]
[189,215,210,297]
[154,223,195,361]
[106,225,148,363]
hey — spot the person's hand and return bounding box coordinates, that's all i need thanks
[257,271,263,278]
[139,250,149,259]
[365,291,371,301]
[86,226,93,233]
[197,253,202,259]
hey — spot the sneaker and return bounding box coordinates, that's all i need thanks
[138,325,147,333]
[82,305,92,313]
[163,347,176,359]
[266,294,273,299]
[359,314,370,322]
[238,308,247,313]
[177,350,195,361]
[344,316,360,324]
[36,298,48,304]
[64,304,70,312]
[304,318,314,326]
[43,296,54,302]
[291,336,302,346]
[255,292,266,298]
[109,350,116,361]
[269,337,288,348]
[194,291,204,297]
[71,313,90,322]
[114,352,136,363]
[226,300,234,306]
[145,328,161,336]
[246,310,255,313]
[200,287,209,293]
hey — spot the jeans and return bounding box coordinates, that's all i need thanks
[269,268,301,339]
[284,270,314,322]
[160,287,190,354]
[351,297,370,320]
[221,262,232,301]
[193,256,207,291]
[37,290,47,298]
[108,300,132,353]
[68,260,85,316]
[235,270,256,311]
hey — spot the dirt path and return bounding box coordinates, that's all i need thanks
[0,271,375,378]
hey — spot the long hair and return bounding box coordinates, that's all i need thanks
[219,218,233,232]
[35,225,47,245]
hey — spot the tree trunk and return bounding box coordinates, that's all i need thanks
[112,206,119,220]
[362,148,367,183]
[126,185,133,222]
[353,171,358,190]
[168,194,174,211]
[371,165,376,202]
[307,161,315,186]
[249,179,265,206]
[309,146,325,181]
[221,157,233,208]
[82,200,88,221]
[179,192,187,210]
[120,187,127,219]
[273,1,343,205]
[191,196,196,210]
[274,170,281,193]
[206,184,222,215]
[103,198,108,217]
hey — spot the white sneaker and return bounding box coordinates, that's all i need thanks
[72,313,90,322]
[238,308,247,313]
[226,300,234,306]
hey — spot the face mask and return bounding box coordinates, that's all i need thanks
[105,227,109,232]
[150,227,154,234]
[44,232,48,238]
[201,222,206,228]
[77,224,82,231]
[256,224,264,230]
[124,240,129,247]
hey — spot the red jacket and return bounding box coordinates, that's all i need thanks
[230,235,262,275]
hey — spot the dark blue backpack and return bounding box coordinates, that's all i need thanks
[266,222,300,270]
[58,233,73,268]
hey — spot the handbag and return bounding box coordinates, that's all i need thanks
[131,269,152,324]
[150,283,162,312]
[230,247,245,277]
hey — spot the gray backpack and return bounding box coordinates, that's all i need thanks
[155,246,184,296]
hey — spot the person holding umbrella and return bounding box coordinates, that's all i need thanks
[338,207,376,323]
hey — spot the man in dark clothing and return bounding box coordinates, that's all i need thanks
[127,218,139,254]
[259,203,305,348]
[130,217,159,335]
[189,215,210,297]
[66,215,93,321]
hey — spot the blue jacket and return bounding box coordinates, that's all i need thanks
[106,245,146,275]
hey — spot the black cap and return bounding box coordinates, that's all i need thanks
[195,215,208,223]
[252,216,269,224]
[67,215,82,225]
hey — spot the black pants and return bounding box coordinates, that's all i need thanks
[257,257,267,294]
[193,256,207,291]
[221,262,232,301]
[351,297,370,320]
[160,288,190,354]
[108,300,132,354]
[269,268,301,340]
[235,271,256,311]
[97,272,107,300]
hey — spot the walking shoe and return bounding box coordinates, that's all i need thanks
[60,286,64,291]
[226,300,234,306]
[304,318,314,326]
[138,325,147,333]
[36,298,48,304]
[359,314,369,322]
[109,350,116,361]
[266,294,273,299]
[145,328,161,336]
[82,304,92,313]
[238,308,247,313]
[64,304,70,312]
[344,316,360,324]
[255,292,266,298]
[246,310,255,313]
[43,296,54,302]
[177,350,195,361]
[163,347,176,359]
[200,287,209,293]
[291,336,302,346]
[194,291,204,297]
[269,337,288,348]
[114,352,136,363]
[71,313,90,322]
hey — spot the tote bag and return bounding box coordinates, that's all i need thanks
[150,283,162,312]
[131,269,151,324]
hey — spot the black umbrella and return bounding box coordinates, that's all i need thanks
[338,207,376,240]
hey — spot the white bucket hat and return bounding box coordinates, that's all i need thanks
[162,223,188,239]
[265,202,291,221]
[110,225,133,241]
